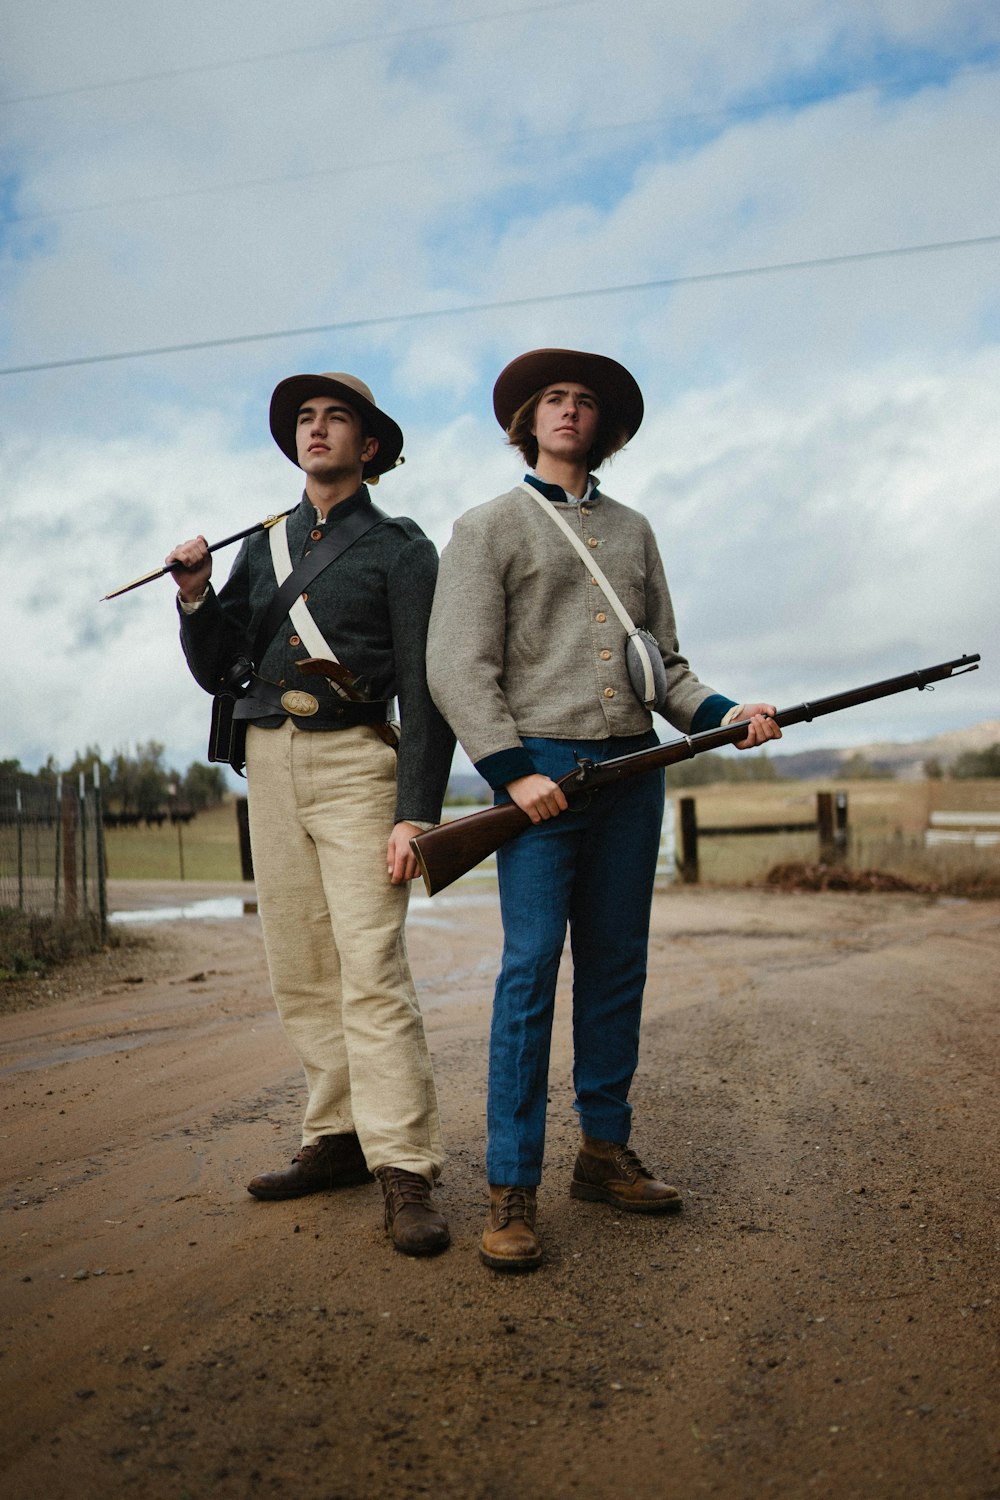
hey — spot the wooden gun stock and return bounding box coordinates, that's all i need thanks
[410,799,535,896]
[410,652,981,896]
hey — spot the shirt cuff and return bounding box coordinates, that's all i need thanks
[690,693,738,734]
[475,745,536,791]
[177,588,209,614]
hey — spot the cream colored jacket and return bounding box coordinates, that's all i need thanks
[426,484,720,769]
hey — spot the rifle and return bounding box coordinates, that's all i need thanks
[410,653,981,896]
[101,509,295,600]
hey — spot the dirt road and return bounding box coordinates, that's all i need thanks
[1,878,998,1499]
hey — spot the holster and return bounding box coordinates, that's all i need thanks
[208,693,248,775]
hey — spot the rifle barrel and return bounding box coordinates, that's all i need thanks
[411,652,981,896]
[571,653,981,795]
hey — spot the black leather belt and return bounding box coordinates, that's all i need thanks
[233,676,390,730]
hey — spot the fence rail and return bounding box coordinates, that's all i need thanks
[0,772,107,933]
[676,790,848,883]
[925,811,1000,848]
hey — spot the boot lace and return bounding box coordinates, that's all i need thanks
[609,1144,653,1182]
[291,1141,327,1166]
[378,1167,431,1215]
[496,1187,536,1228]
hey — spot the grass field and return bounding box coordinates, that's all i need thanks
[100,782,1000,892]
[104,801,245,882]
[668,776,1000,889]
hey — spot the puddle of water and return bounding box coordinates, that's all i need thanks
[0,1029,168,1075]
[407,888,497,927]
[108,884,498,928]
[109,897,256,925]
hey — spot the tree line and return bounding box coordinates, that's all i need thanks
[5,739,996,809]
[925,746,1000,780]
[0,742,229,818]
[667,744,1000,787]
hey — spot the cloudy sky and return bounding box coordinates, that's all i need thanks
[2,0,997,782]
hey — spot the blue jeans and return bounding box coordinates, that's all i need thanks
[486,733,665,1187]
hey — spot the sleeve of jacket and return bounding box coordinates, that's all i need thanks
[641,520,736,732]
[177,540,254,694]
[388,535,456,825]
[426,512,535,781]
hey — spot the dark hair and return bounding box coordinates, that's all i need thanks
[504,387,631,469]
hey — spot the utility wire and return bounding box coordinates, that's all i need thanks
[0,0,595,107]
[10,58,998,229]
[1,233,997,378]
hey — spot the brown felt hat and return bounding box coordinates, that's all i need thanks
[269,371,404,479]
[492,348,644,438]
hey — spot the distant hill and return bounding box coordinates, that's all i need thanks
[769,720,1000,781]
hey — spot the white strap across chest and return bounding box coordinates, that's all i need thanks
[268,515,342,664]
[518,482,639,636]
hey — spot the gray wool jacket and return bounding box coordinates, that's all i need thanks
[426,482,727,788]
[179,488,455,825]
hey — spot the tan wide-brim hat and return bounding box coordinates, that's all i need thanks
[492,348,644,438]
[269,371,404,479]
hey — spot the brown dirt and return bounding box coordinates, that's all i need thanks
[1,877,998,1500]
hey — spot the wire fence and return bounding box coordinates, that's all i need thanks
[0,770,107,934]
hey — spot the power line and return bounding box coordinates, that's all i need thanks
[2,233,997,379]
[0,0,595,107]
[10,58,998,229]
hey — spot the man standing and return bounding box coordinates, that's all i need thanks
[165,370,454,1256]
[427,348,780,1271]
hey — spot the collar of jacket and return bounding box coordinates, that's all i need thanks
[522,472,600,506]
[298,483,371,528]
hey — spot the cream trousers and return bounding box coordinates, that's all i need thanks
[245,721,443,1180]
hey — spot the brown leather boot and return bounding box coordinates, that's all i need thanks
[376,1167,450,1257]
[246,1132,374,1200]
[570,1135,682,1213]
[480,1185,543,1272]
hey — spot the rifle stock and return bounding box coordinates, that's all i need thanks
[411,652,981,896]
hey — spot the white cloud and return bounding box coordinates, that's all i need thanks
[613,349,999,741]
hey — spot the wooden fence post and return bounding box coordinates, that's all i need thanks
[817,792,834,861]
[15,789,24,910]
[93,763,108,938]
[835,791,849,860]
[678,796,699,883]
[235,797,254,882]
[61,791,78,918]
[817,790,849,863]
[77,773,90,916]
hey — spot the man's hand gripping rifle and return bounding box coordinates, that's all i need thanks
[410,654,981,897]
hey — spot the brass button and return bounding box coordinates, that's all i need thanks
[310,528,322,541]
[600,649,612,661]
[581,505,591,516]
[587,537,599,549]
[590,576,599,585]
[289,634,301,647]
[301,592,309,602]
[604,687,615,699]
[279,679,286,687]
[595,612,607,623]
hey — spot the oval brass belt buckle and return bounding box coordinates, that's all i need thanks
[280,689,320,717]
